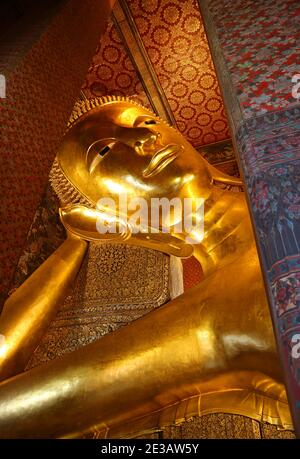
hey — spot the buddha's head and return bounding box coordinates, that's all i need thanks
[50,96,241,254]
[52,96,213,203]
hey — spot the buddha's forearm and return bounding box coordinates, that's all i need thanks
[0,234,88,381]
[0,263,283,438]
[0,291,224,438]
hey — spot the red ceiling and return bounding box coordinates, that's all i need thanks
[81,19,152,108]
[82,0,230,147]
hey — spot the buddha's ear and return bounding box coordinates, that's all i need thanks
[206,163,243,188]
[59,205,131,243]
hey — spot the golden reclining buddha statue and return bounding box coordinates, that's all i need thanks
[0,96,293,438]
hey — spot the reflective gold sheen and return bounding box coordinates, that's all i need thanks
[0,97,292,438]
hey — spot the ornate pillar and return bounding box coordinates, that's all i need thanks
[199,0,300,435]
[0,0,115,310]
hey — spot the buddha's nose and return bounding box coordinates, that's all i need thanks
[134,129,161,156]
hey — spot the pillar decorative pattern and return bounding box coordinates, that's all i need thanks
[199,0,300,435]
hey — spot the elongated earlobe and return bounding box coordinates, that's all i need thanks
[127,232,194,258]
[206,163,243,189]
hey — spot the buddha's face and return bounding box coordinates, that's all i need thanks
[57,100,212,215]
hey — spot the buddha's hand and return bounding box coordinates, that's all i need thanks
[60,204,194,257]
[59,204,132,243]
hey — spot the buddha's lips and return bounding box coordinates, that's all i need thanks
[142,144,182,178]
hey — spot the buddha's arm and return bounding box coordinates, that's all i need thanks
[0,234,88,382]
[0,253,285,439]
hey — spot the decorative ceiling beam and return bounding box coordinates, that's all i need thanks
[112,0,175,125]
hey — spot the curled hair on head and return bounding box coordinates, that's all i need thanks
[49,157,92,207]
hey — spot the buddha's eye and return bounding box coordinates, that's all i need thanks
[98,145,111,157]
[87,141,115,174]
[133,116,159,127]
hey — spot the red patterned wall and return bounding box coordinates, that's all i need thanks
[82,0,230,147]
[0,0,113,308]
[126,0,230,146]
[82,19,152,109]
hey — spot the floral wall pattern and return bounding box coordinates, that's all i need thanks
[82,0,230,147]
[0,0,113,310]
[126,0,230,146]
[81,19,152,109]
